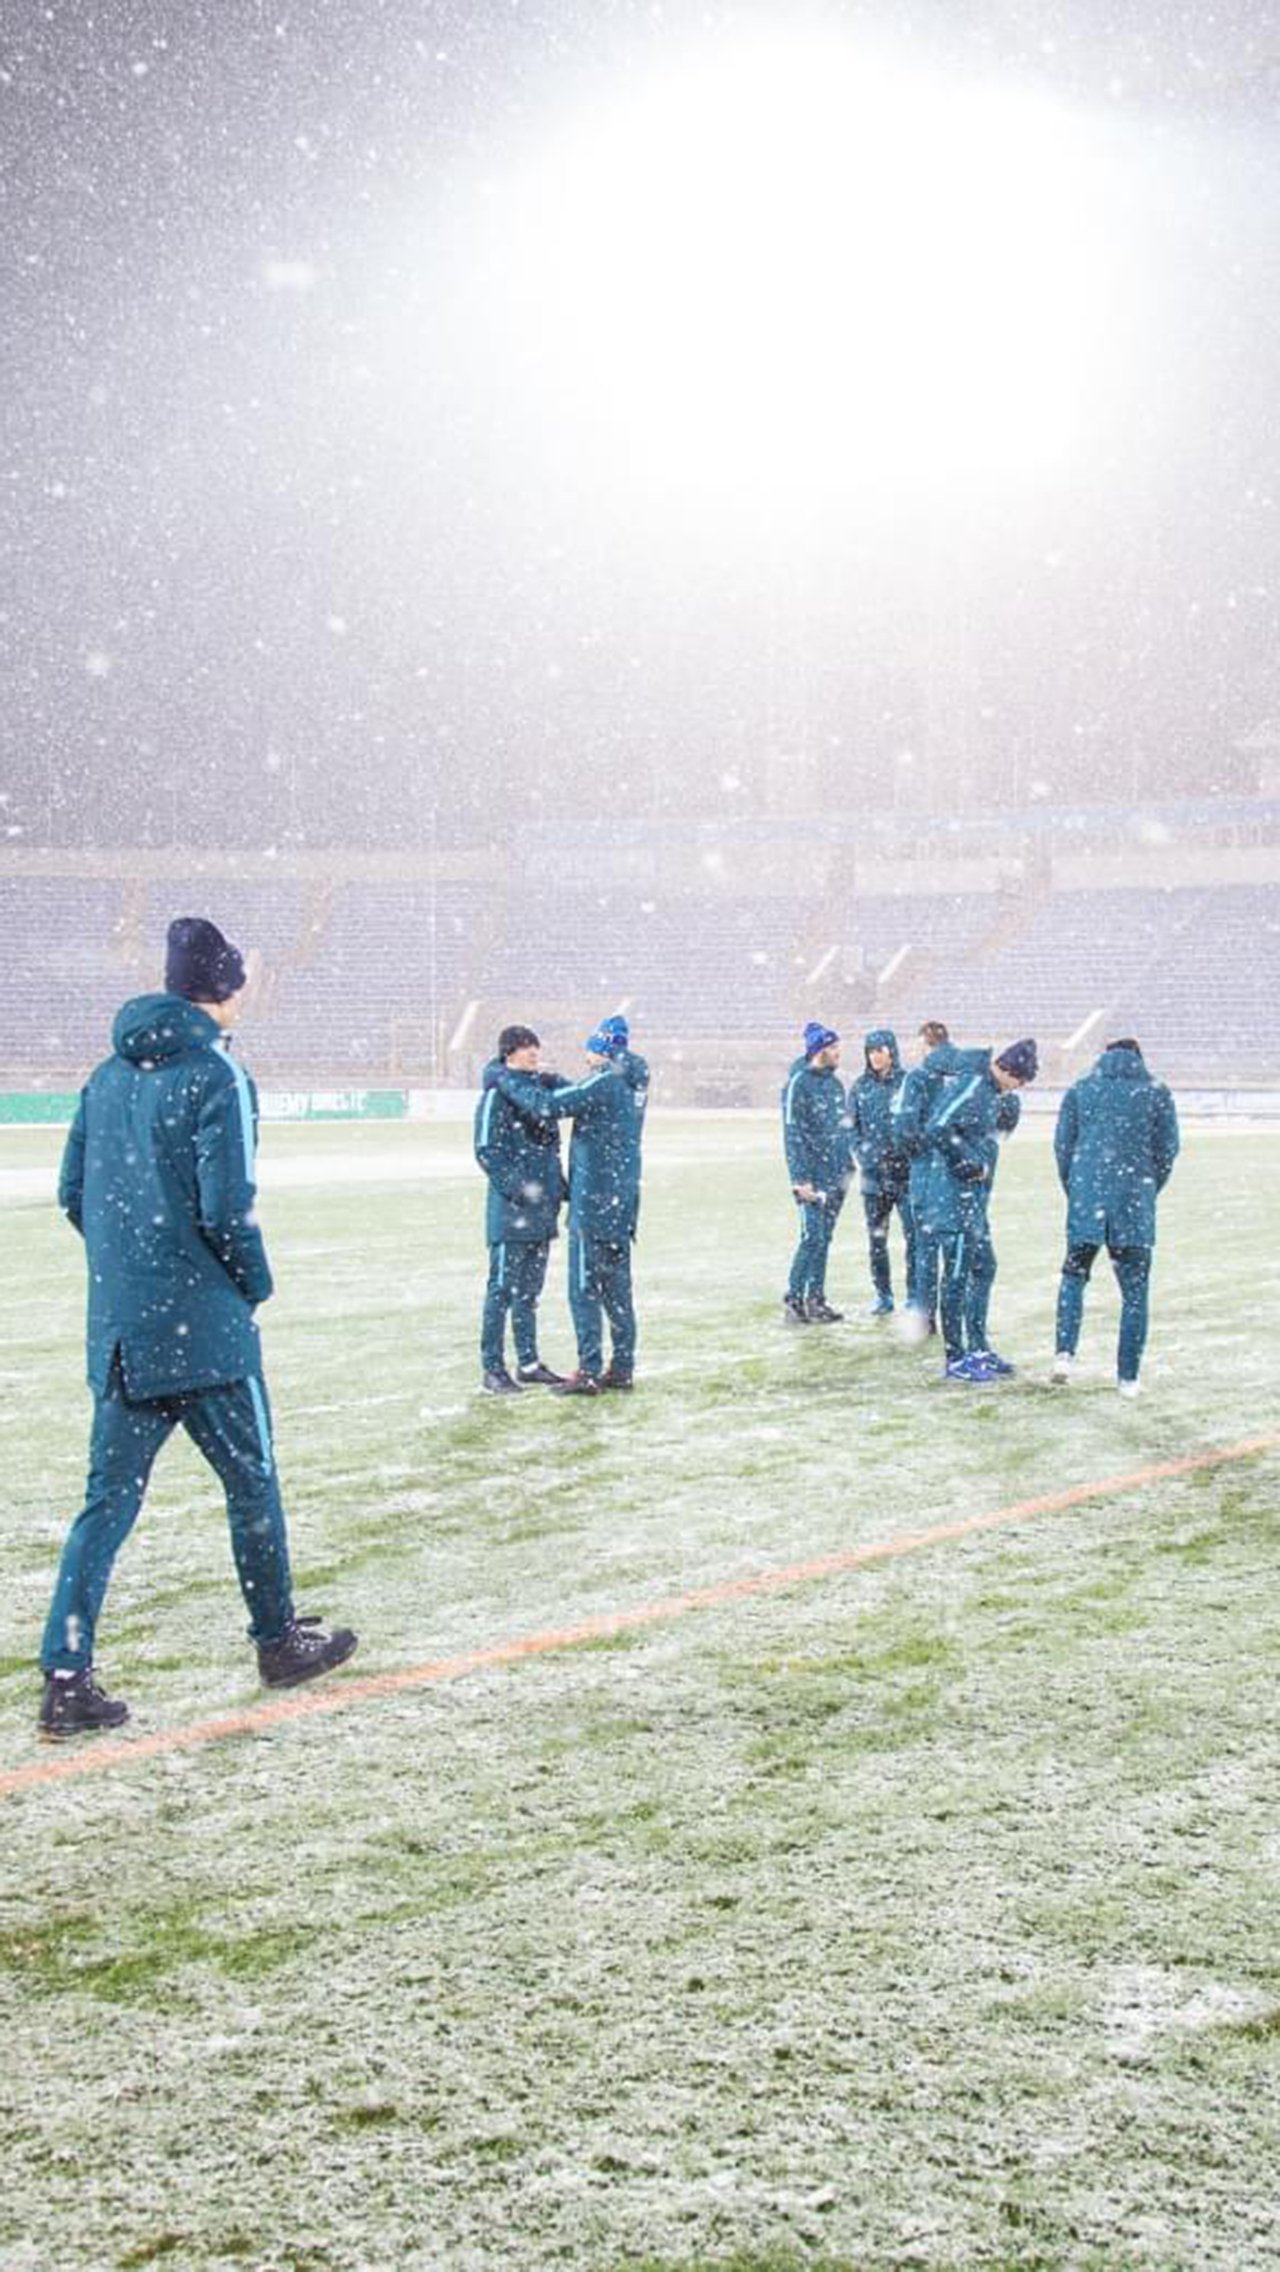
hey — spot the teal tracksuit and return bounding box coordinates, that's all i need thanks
[781,1055,851,1304]
[497,1050,649,1378]
[41,994,294,1674]
[891,1041,965,1320]
[474,1059,568,1373]
[1053,1044,1180,1382]
[919,1051,1016,1363]
[846,1029,916,1307]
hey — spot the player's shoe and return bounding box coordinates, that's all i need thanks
[552,1370,602,1397]
[598,1368,634,1391]
[1050,1351,1074,1383]
[944,1353,999,1383]
[38,1667,129,1742]
[868,1295,894,1318]
[1117,1377,1142,1400]
[782,1294,810,1325]
[481,1368,523,1395]
[515,1362,566,1387]
[972,1348,1015,1377]
[258,1616,358,1689]
[806,1297,844,1323]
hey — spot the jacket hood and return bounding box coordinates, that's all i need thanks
[788,1052,839,1078]
[862,1028,900,1075]
[921,1041,964,1076]
[1096,1043,1148,1080]
[112,992,221,1066]
[617,1048,650,1091]
[481,1057,504,1091]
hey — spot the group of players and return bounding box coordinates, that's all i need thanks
[782,1015,1180,1392]
[473,1007,1181,1402]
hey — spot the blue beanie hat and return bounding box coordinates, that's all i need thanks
[165,916,246,1004]
[803,1021,840,1058]
[586,1023,627,1056]
[995,1037,1038,1083]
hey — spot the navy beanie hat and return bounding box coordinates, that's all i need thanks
[803,1021,840,1058]
[165,916,246,1004]
[995,1037,1039,1083]
[498,1024,540,1059]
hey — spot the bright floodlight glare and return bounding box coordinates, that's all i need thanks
[477,32,1128,517]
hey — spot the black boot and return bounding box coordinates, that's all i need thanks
[782,1294,810,1325]
[481,1368,523,1395]
[806,1296,845,1323]
[258,1616,359,1690]
[552,1370,602,1397]
[38,1667,130,1742]
[598,1367,634,1391]
[515,1361,567,1387]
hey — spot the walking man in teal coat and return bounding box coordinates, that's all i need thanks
[781,1022,851,1323]
[37,917,357,1739]
[1051,1039,1180,1397]
[474,1023,568,1394]
[890,1020,962,1332]
[495,1014,649,1395]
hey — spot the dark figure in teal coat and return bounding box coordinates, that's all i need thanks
[890,1021,963,1329]
[37,918,356,1741]
[496,1014,648,1394]
[919,1038,1037,1381]
[1052,1040,1180,1396]
[474,1023,569,1393]
[846,1027,916,1316]
[781,1022,850,1322]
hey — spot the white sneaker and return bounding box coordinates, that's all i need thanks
[1050,1352,1073,1383]
[1117,1377,1142,1400]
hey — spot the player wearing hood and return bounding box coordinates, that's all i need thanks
[1051,1039,1180,1397]
[781,1022,851,1323]
[474,1024,569,1394]
[37,917,357,1740]
[890,1021,963,1331]
[920,1039,1038,1382]
[495,1015,648,1394]
[846,1027,916,1317]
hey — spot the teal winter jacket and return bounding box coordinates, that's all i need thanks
[474,1060,568,1245]
[916,1050,1007,1235]
[59,993,271,1399]
[890,1041,965,1161]
[1054,1045,1180,1248]
[497,1050,649,1241]
[847,1029,908,1195]
[781,1056,850,1195]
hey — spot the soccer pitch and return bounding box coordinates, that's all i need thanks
[1,1112,1278,2272]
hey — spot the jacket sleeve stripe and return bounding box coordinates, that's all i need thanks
[225,1057,258,1184]
[933,1075,981,1130]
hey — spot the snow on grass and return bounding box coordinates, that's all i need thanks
[1,1114,1278,2269]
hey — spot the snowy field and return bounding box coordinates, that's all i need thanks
[1,1112,1278,2272]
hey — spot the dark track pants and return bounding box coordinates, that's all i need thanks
[568,1229,635,1379]
[786,1189,845,1304]
[906,1164,939,1323]
[1055,1240,1152,1384]
[481,1238,551,1373]
[41,1359,295,1673]
[862,1184,917,1305]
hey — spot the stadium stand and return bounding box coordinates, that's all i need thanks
[3,837,1277,1098]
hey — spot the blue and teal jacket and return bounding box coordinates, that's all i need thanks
[474,1060,568,1246]
[497,1049,649,1242]
[847,1029,909,1197]
[1054,1044,1180,1248]
[890,1040,965,1163]
[781,1054,850,1197]
[58,993,271,1399]
[917,1049,1009,1234]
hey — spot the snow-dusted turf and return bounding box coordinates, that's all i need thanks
[1,1113,1278,2272]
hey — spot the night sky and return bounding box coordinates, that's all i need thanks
[4,0,1280,848]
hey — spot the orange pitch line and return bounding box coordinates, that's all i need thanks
[2,1430,1276,1803]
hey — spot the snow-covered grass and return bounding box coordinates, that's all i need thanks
[1,1113,1278,2271]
